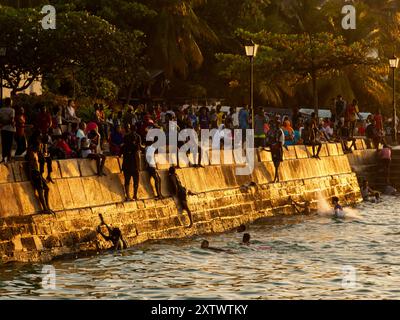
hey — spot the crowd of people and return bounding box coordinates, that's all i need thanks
[0,94,397,215]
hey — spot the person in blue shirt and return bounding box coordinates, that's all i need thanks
[239,105,250,130]
[332,196,345,218]
[239,105,250,143]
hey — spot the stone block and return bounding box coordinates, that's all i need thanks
[0,163,14,184]
[55,179,75,210]
[98,174,125,203]
[0,183,22,217]
[200,148,210,166]
[67,177,89,208]
[47,181,65,212]
[355,139,365,151]
[336,143,344,155]
[177,152,190,168]
[104,157,121,174]
[294,145,309,159]
[58,159,80,178]
[12,182,40,216]
[11,162,28,182]
[319,144,329,157]
[326,143,339,156]
[82,177,104,207]
[258,149,272,162]
[155,153,171,170]
[283,146,297,160]
[78,159,97,177]
[221,149,235,165]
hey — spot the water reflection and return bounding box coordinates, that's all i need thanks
[1,196,400,299]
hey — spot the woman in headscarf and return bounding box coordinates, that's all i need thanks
[282,117,295,146]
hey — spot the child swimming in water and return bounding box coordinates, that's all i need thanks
[332,197,345,219]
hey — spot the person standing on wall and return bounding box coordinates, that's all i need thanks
[14,106,28,157]
[335,95,346,126]
[0,98,16,164]
[239,105,250,144]
[27,140,55,215]
[345,99,361,138]
[122,124,143,202]
[145,140,163,200]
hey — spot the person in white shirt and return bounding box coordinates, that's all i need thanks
[76,122,87,150]
[65,100,81,123]
[145,142,163,199]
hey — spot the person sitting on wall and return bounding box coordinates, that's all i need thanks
[27,142,55,215]
[337,121,356,154]
[168,166,194,228]
[81,137,106,176]
[97,214,127,251]
[365,119,382,151]
[288,196,311,215]
[302,121,322,159]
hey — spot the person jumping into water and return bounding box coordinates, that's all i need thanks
[332,197,345,219]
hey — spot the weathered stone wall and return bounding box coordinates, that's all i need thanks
[0,142,365,264]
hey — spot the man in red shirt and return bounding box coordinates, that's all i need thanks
[35,104,52,135]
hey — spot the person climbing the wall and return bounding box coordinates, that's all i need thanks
[97,214,128,251]
[168,166,195,228]
[27,142,55,215]
[289,196,312,215]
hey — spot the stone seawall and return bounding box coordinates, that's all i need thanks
[0,142,366,264]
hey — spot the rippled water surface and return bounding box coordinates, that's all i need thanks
[1,196,400,300]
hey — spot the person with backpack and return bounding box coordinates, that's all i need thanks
[0,98,16,164]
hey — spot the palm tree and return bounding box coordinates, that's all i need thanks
[143,0,218,79]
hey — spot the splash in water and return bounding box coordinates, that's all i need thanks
[316,192,362,220]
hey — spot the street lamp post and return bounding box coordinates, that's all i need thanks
[0,47,6,108]
[389,55,399,144]
[245,43,259,129]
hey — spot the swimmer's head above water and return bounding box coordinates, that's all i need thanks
[201,240,209,249]
[242,233,251,245]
